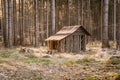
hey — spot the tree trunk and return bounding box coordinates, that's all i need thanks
[34,0,39,47]
[19,0,24,45]
[77,0,80,25]
[68,0,70,26]
[13,0,17,46]
[41,0,44,46]
[101,0,103,41]
[8,0,13,47]
[4,0,9,47]
[114,0,116,42]
[52,0,55,34]
[81,0,84,25]
[46,0,49,38]
[116,0,120,50]
[4,0,13,48]
[1,0,6,46]
[102,0,110,48]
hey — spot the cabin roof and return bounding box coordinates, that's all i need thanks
[45,25,90,41]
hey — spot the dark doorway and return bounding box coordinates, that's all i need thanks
[52,41,57,49]
[79,35,85,51]
[81,35,85,51]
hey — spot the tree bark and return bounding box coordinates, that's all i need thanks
[5,0,9,47]
[81,0,84,25]
[34,0,39,47]
[77,0,80,25]
[41,0,44,46]
[4,0,13,48]
[114,0,116,41]
[116,0,120,50]
[102,0,110,48]
[8,0,13,47]
[19,0,24,45]
[1,0,6,46]
[46,0,49,38]
[13,0,17,46]
[52,0,55,34]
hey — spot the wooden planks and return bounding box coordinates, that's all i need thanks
[47,26,89,53]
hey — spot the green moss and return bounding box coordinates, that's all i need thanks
[76,58,96,64]
[31,77,37,80]
[108,58,120,65]
[40,59,55,65]
[25,57,38,63]
[115,74,120,80]
[25,57,55,65]
[85,77,100,80]
[25,54,37,59]
[116,64,120,69]
[62,59,76,67]
[0,51,11,58]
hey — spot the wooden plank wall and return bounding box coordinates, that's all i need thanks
[82,35,86,51]
[48,41,52,49]
[70,36,73,52]
[60,34,86,52]
[49,28,87,52]
[66,37,70,52]
[76,35,79,52]
[60,40,63,52]
[79,35,81,51]
[61,39,66,52]
[57,41,60,51]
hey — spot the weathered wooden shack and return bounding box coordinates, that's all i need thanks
[45,25,90,53]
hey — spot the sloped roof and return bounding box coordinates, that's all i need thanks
[45,25,90,41]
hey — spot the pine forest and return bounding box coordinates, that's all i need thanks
[0,0,120,80]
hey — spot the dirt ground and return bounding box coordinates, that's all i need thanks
[0,44,120,80]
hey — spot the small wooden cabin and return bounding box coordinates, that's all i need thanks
[45,25,90,53]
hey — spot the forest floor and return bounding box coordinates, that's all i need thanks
[0,42,120,80]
